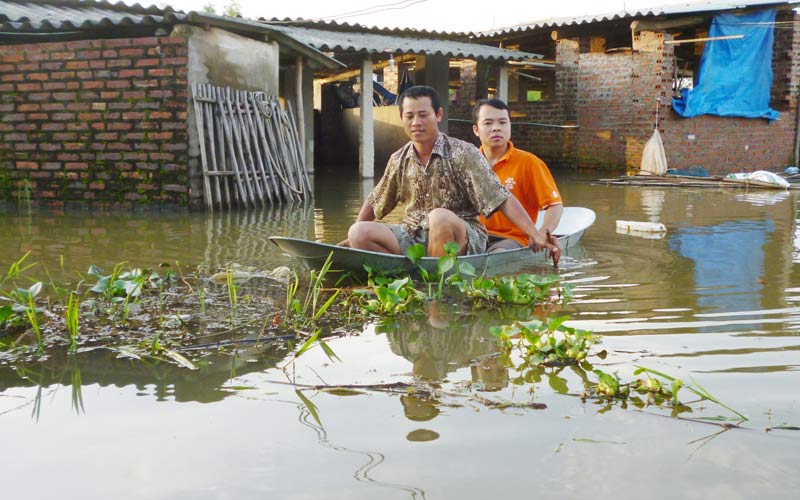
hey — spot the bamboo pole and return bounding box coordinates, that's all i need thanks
[191,83,214,211]
[201,84,224,209]
[253,95,284,203]
[232,89,265,206]
[216,86,250,208]
[209,85,232,209]
[241,92,275,205]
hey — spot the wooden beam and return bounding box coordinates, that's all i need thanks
[664,34,744,45]
[317,55,415,84]
[631,16,706,32]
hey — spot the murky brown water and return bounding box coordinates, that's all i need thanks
[2,171,799,499]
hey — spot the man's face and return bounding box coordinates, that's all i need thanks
[473,105,511,148]
[401,96,442,145]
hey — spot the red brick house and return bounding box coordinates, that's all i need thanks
[449,0,800,175]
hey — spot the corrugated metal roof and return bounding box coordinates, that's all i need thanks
[476,0,797,37]
[0,0,185,33]
[0,2,541,63]
[0,1,344,68]
[265,24,541,61]
[262,17,473,39]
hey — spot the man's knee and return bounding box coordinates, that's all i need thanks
[428,207,457,227]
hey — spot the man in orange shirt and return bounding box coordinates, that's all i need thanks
[473,98,563,254]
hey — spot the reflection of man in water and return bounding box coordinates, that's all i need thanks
[385,302,509,392]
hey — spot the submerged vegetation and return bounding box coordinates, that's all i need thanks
[0,247,750,426]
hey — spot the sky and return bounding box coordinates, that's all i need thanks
[152,0,698,33]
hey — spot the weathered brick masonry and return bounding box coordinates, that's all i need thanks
[452,11,800,174]
[0,36,189,207]
[574,22,797,174]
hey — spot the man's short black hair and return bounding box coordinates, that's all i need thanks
[398,86,442,116]
[472,98,510,124]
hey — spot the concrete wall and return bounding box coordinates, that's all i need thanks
[342,106,406,174]
[180,25,280,206]
[180,25,279,93]
[0,36,190,207]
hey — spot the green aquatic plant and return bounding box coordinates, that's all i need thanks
[87,264,176,320]
[225,266,238,309]
[64,291,80,353]
[284,253,341,331]
[355,275,425,316]
[589,366,747,422]
[1,252,36,289]
[1,282,45,351]
[404,242,477,299]
[461,273,568,306]
[491,316,597,366]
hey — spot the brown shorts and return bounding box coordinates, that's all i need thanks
[386,223,487,255]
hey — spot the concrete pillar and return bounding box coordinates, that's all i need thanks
[497,64,509,102]
[301,58,315,174]
[360,56,375,178]
[295,56,306,166]
[414,54,450,133]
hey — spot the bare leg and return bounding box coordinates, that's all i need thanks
[348,221,403,254]
[427,208,468,256]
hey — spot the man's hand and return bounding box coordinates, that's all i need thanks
[528,229,560,267]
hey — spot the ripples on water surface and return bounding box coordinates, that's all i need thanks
[1,173,799,499]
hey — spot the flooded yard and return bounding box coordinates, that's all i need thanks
[1,171,799,499]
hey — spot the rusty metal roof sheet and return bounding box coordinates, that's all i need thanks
[476,1,798,37]
[264,23,541,61]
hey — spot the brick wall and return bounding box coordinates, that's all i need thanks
[509,38,579,167]
[574,23,798,174]
[449,40,580,168]
[659,16,798,175]
[0,36,189,207]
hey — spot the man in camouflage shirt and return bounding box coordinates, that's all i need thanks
[346,86,559,264]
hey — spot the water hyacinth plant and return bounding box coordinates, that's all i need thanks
[491,316,597,366]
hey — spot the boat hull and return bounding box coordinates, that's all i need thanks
[270,207,595,277]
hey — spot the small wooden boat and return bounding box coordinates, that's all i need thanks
[270,207,595,277]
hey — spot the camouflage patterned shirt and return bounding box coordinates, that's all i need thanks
[368,133,511,233]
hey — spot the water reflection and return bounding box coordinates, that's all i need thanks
[384,302,507,391]
[0,342,287,417]
[3,174,800,499]
[0,203,317,282]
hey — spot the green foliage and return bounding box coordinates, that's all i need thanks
[460,273,566,305]
[86,264,175,320]
[222,0,242,17]
[1,281,45,351]
[283,253,341,331]
[356,275,425,315]
[405,241,476,299]
[491,316,597,366]
[65,291,80,353]
[589,366,747,422]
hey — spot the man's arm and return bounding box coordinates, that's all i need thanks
[498,195,560,266]
[539,203,563,235]
[356,197,376,222]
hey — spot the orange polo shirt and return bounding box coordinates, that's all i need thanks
[479,142,562,246]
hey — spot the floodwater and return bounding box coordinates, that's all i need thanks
[1,171,799,499]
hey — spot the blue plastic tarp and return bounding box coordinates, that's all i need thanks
[672,9,779,122]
